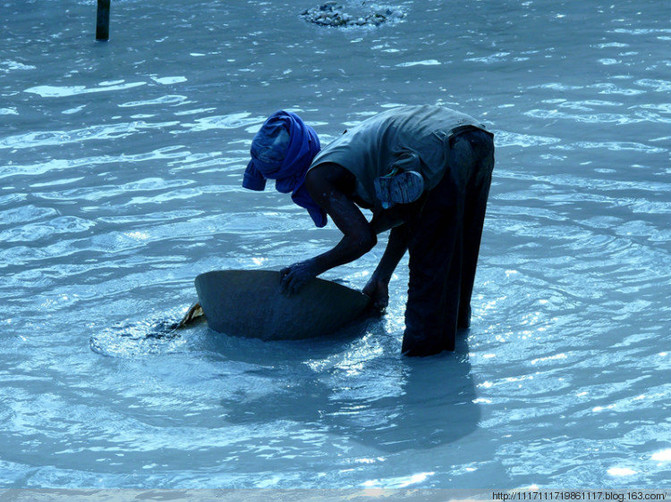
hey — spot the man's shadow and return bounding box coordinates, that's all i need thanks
[322,330,479,452]
[210,320,479,453]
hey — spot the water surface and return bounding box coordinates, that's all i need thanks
[1,0,670,490]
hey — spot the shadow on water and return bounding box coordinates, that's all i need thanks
[89,308,480,452]
[335,337,480,453]
[216,322,480,453]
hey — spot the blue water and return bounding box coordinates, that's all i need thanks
[1,0,670,490]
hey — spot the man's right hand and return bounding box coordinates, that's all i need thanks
[362,277,389,312]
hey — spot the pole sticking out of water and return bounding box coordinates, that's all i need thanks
[96,0,110,41]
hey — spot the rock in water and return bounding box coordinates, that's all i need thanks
[195,270,372,340]
[301,2,405,28]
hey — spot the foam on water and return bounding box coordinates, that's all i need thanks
[1,0,670,490]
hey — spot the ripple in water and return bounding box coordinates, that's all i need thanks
[89,310,196,358]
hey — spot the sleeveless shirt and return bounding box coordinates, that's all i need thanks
[309,105,490,209]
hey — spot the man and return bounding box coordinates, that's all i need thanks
[243,105,495,356]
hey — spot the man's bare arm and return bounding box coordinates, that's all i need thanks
[363,196,425,308]
[280,163,377,294]
[362,223,413,309]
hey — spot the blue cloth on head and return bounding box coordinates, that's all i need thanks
[243,111,326,227]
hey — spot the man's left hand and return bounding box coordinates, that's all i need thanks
[280,260,319,295]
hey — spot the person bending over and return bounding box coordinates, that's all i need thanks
[242,104,495,357]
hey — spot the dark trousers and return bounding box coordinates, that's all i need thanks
[402,128,495,356]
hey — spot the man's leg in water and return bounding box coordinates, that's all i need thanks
[457,130,495,329]
[402,166,466,357]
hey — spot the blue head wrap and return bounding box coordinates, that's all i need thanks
[243,111,326,227]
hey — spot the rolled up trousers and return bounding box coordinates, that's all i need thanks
[401,128,495,357]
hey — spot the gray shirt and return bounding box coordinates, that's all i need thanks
[310,105,489,209]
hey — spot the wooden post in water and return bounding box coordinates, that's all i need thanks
[96,0,110,41]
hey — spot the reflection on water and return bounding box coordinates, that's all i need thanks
[1,0,670,490]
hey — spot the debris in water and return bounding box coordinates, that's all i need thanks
[301,2,405,28]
